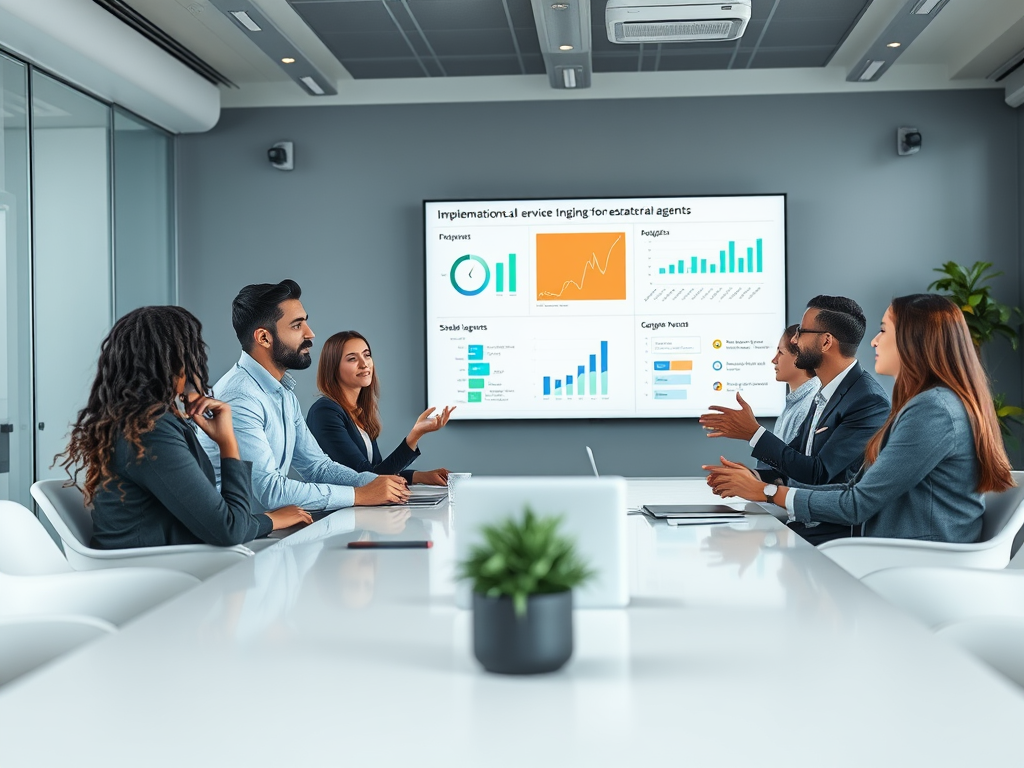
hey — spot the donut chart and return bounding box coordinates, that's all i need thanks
[450,254,491,296]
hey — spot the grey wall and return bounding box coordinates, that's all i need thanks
[177,89,1022,476]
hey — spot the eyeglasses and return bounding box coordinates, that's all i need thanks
[794,327,829,338]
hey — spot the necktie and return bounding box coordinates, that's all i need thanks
[804,392,827,456]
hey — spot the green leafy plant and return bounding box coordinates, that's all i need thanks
[458,508,594,618]
[927,261,1021,350]
[928,261,1024,444]
[994,392,1024,440]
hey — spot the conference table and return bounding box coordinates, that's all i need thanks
[2,478,1024,767]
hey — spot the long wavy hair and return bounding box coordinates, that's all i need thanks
[317,331,382,439]
[58,306,211,503]
[864,294,1013,493]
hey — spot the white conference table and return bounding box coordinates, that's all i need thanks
[2,478,1024,767]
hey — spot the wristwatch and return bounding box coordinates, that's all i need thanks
[763,483,779,504]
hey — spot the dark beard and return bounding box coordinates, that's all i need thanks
[794,346,823,372]
[271,335,312,371]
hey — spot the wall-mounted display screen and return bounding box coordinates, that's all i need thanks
[424,195,787,420]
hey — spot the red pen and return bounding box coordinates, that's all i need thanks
[347,541,433,549]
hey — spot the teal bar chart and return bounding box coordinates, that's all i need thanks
[655,239,765,276]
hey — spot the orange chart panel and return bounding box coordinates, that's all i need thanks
[535,232,627,301]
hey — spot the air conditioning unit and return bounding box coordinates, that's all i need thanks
[606,0,751,44]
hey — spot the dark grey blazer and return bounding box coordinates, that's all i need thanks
[753,362,891,486]
[91,410,272,549]
[793,387,984,542]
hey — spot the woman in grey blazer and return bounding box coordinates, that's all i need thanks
[58,306,313,549]
[705,294,1014,542]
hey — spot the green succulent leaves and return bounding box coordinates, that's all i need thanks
[458,508,595,618]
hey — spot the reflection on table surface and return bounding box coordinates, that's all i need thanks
[1,479,1023,768]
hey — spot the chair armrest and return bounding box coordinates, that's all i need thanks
[819,537,1009,579]
[65,544,254,580]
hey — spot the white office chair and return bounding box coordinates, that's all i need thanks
[935,617,1024,688]
[31,479,255,580]
[818,472,1024,579]
[0,614,116,688]
[861,566,1024,630]
[0,501,200,625]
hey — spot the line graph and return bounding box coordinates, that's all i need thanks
[535,232,627,301]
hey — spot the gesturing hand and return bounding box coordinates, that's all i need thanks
[698,392,761,441]
[407,406,456,449]
[702,457,766,502]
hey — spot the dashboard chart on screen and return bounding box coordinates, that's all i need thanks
[424,195,787,420]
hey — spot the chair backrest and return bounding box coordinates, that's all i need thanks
[980,471,1024,546]
[31,480,94,548]
[0,501,72,576]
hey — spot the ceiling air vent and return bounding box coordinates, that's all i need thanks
[606,0,750,44]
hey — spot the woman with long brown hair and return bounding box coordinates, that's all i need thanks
[704,294,1014,542]
[60,306,312,549]
[307,331,453,486]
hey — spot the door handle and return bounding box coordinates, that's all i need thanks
[0,423,11,474]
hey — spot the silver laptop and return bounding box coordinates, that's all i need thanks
[454,476,629,609]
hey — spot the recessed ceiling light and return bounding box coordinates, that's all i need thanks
[229,11,261,32]
[551,3,569,9]
[281,57,296,64]
[886,42,901,48]
[559,44,574,51]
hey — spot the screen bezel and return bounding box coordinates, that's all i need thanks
[422,192,789,422]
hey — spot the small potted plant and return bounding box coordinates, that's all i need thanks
[458,508,593,675]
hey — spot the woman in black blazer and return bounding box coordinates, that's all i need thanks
[307,331,453,485]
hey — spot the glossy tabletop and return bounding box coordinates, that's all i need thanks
[2,479,1023,767]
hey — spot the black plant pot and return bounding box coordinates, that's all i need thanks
[472,590,573,674]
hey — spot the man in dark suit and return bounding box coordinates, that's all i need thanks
[700,295,890,544]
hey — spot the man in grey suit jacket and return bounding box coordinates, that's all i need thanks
[700,295,890,544]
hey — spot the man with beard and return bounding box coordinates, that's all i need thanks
[699,295,889,544]
[204,280,409,515]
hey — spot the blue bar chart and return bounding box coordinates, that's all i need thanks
[541,341,609,397]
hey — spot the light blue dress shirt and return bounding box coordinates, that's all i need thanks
[773,376,820,446]
[203,353,377,514]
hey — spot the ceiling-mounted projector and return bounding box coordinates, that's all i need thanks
[606,0,751,44]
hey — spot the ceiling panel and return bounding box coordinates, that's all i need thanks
[287,0,875,79]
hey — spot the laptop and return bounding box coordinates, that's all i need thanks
[585,446,748,521]
[454,476,629,609]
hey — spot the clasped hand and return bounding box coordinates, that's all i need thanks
[698,392,761,441]
[702,457,765,502]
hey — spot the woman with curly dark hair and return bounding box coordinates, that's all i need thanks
[59,306,312,549]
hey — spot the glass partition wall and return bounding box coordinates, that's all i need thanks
[0,60,175,505]
[0,54,33,506]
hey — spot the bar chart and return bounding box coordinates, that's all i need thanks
[652,238,764,277]
[466,344,486,402]
[542,341,609,398]
[652,359,691,400]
